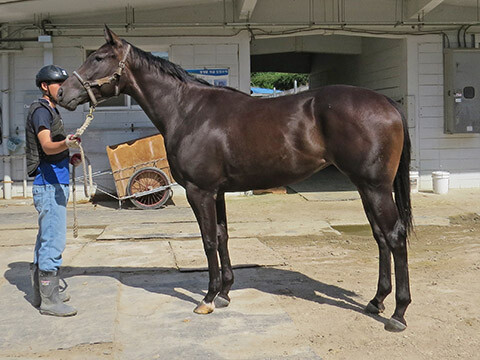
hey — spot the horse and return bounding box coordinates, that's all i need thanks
[57,25,413,332]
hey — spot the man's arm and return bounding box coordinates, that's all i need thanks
[37,127,69,155]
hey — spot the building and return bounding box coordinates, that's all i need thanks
[1,0,480,199]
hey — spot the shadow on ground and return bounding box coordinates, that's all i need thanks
[4,261,388,326]
[289,166,356,193]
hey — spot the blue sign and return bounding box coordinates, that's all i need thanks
[187,69,229,86]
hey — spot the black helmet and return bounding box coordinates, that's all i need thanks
[35,65,69,88]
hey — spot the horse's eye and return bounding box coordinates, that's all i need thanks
[95,56,103,62]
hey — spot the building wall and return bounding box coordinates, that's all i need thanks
[309,37,405,100]
[342,37,405,101]
[1,32,250,198]
[309,36,413,163]
[408,35,480,189]
[3,29,480,198]
[309,33,480,190]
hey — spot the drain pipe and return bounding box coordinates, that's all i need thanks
[1,53,11,199]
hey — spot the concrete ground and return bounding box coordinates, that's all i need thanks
[0,188,479,359]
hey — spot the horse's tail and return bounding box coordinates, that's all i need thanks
[387,97,413,237]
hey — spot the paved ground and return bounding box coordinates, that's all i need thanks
[0,188,479,359]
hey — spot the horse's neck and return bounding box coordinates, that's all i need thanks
[125,69,191,136]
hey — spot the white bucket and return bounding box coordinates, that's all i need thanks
[432,171,450,194]
[409,171,419,193]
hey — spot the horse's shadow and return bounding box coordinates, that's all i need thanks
[4,261,388,326]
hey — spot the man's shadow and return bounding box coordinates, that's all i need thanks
[4,261,388,326]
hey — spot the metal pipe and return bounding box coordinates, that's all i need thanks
[0,37,37,42]
[0,19,478,42]
[12,20,480,29]
[1,52,11,199]
[23,154,27,198]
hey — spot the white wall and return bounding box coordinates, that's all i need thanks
[309,36,405,99]
[4,28,480,198]
[310,33,480,189]
[309,36,414,164]
[346,37,413,165]
[407,34,480,189]
[343,37,405,101]
[308,33,480,190]
[3,31,250,198]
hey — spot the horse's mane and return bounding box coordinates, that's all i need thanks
[127,41,211,86]
[127,40,246,94]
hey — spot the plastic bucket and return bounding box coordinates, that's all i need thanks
[409,171,419,193]
[432,171,450,194]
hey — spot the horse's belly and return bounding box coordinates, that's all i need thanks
[224,156,329,191]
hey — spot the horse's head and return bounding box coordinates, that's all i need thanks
[57,25,130,110]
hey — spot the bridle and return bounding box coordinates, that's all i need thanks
[73,43,131,107]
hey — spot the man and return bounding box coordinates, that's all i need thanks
[25,65,82,317]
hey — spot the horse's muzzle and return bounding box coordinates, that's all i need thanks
[56,86,80,111]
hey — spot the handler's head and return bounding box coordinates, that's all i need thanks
[35,65,69,102]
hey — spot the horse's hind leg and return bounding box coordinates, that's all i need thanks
[359,191,392,315]
[214,192,234,308]
[358,184,411,332]
[185,183,221,314]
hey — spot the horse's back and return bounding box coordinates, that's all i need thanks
[170,84,405,191]
[235,85,405,186]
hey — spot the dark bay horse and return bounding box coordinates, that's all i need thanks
[57,26,413,332]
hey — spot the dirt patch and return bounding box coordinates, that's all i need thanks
[449,212,480,225]
[2,190,480,359]
[258,219,480,359]
[3,342,115,359]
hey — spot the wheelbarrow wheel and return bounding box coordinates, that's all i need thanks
[126,167,171,210]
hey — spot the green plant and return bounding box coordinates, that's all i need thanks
[251,72,309,90]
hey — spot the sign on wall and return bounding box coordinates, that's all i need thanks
[186,69,229,86]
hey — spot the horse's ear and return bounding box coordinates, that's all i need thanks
[104,25,121,46]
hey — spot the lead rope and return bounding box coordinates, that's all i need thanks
[72,106,95,238]
[72,164,78,238]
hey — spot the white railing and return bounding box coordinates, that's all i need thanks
[252,80,309,98]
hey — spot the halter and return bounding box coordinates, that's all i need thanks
[73,44,131,107]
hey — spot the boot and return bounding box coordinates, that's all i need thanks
[30,263,70,308]
[30,263,41,307]
[39,270,77,317]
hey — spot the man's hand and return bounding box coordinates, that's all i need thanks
[70,153,82,167]
[65,134,81,149]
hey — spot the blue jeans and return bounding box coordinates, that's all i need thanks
[33,183,69,272]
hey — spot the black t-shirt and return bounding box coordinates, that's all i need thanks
[31,99,61,135]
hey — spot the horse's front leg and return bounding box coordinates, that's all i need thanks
[214,192,234,308]
[186,183,221,314]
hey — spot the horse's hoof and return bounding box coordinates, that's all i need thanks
[193,301,215,314]
[214,295,230,308]
[384,317,407,332]
[365,301,384,314]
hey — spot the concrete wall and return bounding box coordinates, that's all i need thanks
[308,33,480,190]
[2,0,480,197]
[407,34,480,189]
[310,37,405,100]
[0,31,250,198]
